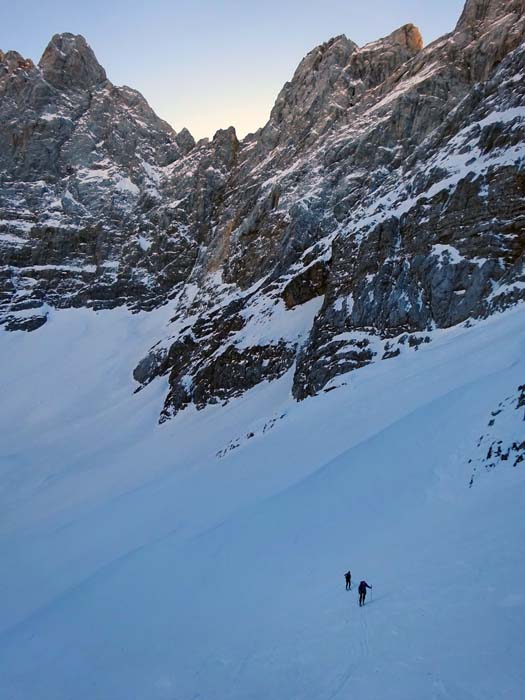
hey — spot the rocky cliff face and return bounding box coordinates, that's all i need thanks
[0,33,196,328]
[1,0,525,418]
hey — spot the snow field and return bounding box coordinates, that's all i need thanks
[0,303,524,699]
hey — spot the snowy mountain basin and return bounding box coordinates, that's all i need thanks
[0,302,524,699]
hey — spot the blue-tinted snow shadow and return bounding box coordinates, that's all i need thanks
[360,594,388,606]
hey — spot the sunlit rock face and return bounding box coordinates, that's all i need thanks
[1,0,525,418]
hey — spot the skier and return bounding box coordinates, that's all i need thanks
[344,571,352,590]
[358,580,372,606]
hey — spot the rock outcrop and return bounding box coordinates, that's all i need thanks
[1,0,525,420]
[0,33,196,323]
[39,33,107,89]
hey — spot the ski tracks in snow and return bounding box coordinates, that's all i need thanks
[360,603,371,658]
[326,594,372,700]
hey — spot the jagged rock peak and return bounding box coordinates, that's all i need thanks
[211,126,239,166]
[295,34,358,78]
[382,23,423,52]
[261,22,424,149]
[0,49,34,72]
[212,125,238,143]
[266,35,357,129]
[175,127,196,154]
[456,0,525,31]
[39,32,107,90]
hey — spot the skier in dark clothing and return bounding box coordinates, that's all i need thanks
[358,580,372,606]
[344,571,352,590]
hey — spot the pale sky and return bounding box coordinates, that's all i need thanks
[1,0,466,140]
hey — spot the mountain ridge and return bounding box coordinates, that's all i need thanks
[1,0,524,420]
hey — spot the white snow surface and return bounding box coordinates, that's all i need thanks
[0,303,524,699]
[115,176,140,196]
[235,295,324,349]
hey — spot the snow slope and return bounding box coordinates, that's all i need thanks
[0,304,524,699]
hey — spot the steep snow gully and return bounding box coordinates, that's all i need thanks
[0,303,524,699]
